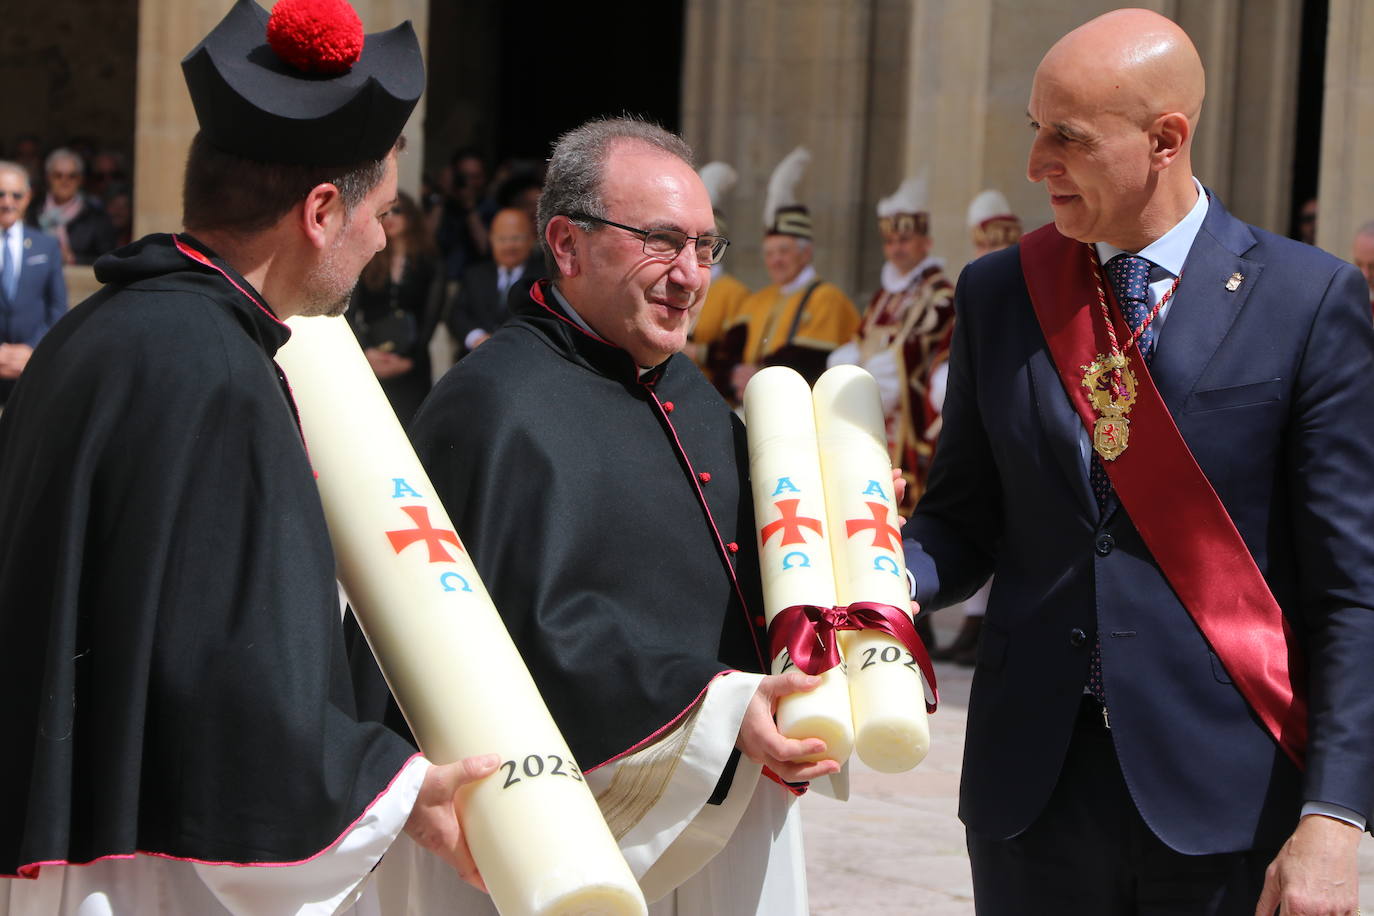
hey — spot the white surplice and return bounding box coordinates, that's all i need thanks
[0,757,428,916]
[349,670,808,916]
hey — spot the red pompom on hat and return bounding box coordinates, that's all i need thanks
[267,0,364,74]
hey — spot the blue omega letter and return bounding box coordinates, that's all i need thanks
[440,572,473,593]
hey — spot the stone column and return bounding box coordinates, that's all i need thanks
[132,0,428,240]
[361,0,428,198]
[1316,0,1374,258]
[132,0,224,239]
[682,0,878,296]
[680,0,1313,294]
[1178,0,1302,233]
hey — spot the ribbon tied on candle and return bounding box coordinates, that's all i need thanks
[768,601,939,713]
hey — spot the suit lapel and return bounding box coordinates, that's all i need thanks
[1148,195,1260,412]
[1030,342,1098,519]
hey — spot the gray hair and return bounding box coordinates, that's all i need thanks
[537,116,695,275]
[0,160,30,190]
[45,147,83,176]
[1356,220,1374,239]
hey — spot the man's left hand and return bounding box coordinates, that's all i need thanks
[1255,814,1362,915]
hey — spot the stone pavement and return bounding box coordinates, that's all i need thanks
[801,613,1374,915]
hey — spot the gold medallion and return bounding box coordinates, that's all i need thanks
[1093,416,1130,460]
[1080,353,1137,460]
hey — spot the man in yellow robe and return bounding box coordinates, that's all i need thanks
[720,147,859,403]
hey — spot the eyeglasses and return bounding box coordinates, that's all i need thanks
[567,213,728,266]
[48,171,80,181]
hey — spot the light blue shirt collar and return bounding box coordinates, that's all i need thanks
[1093,177,1208,278]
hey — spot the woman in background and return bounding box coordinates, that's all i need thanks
[350,191,444,425]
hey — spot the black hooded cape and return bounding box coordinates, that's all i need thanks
[0,234,414,877]
[351,281,766,770]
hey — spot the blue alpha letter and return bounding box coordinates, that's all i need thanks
[862,479,889,501]
[773,477,801,496]
[392,478,423,499]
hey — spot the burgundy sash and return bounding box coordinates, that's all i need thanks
[1019,224,1307,768]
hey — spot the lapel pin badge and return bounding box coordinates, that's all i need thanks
[1225,272,1243,292]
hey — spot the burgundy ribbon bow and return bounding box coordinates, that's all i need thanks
[766,601,939,712]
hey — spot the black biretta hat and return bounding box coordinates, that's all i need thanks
[182,0,424,166]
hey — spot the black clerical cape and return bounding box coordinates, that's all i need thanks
[0,234,414,877]
[355,281,766,770]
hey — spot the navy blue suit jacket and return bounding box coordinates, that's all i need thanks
[904,193,1374,855]
[0,226,66,348]
[1,227,66,404]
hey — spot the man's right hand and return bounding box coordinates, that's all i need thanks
[404,754,501,891]
[736,672,842,783]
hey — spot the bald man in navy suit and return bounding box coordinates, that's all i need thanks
[904,10,1374,915]
[0,162,66,406]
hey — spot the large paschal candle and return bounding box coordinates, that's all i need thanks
[277,315,645,916]
[814,365,934,774]
[742,366,855,765]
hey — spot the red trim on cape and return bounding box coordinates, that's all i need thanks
[1019,224,1307,767]
[585,671,729,773]
[172,235,285,329]
[171,234,310,450]
[8,753,425,879]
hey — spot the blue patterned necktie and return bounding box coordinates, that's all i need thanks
[1087,254,1157,706]
[0,229,15,302]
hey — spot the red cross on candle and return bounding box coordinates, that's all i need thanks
[760,498,823,546]
[386,505,464,562]
[844,501,901,551]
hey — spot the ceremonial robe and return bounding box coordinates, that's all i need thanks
[720,274,860,386]
[688,269,749,398]
[831,258,954,511]
[0,234,421,914]
[904,193,1374,856]
[350,281,808,912]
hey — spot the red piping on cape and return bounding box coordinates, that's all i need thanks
[171,234,310,451]
[172,235,285,329]
[645,387,765,669]
[583,671,808,798]
[8,753,425,879]
[584,670,727,773]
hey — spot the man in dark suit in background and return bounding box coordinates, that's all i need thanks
[904,9,1373,915]
[446,206,544,356]
[0,162,66,407]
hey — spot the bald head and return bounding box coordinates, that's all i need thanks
[1043,9,1204,128]
[1027,9,1206,250]
[490,207,535,269]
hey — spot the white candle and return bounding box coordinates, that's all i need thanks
[742,366,854,764]
[813,365,933,774]
[277,315,645,916]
